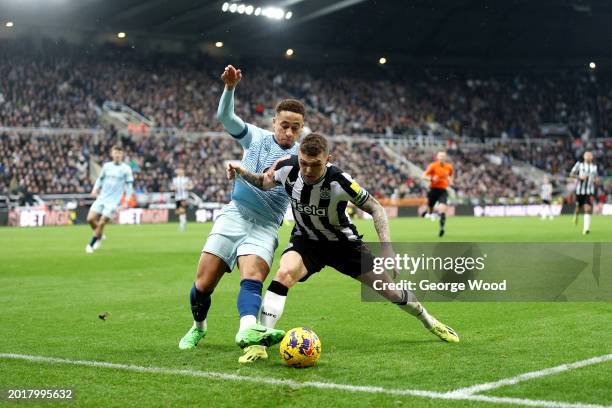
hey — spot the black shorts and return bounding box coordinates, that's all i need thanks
[542,199,551,205]
[176,200,186,209]
[575,194,594,206]
[282,237,376,282]
[427,188,448,207]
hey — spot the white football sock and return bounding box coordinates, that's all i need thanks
[584,214,591,232]
[239,315,257,331]
[194,319,207,331]
[260,290,287,329]
[399,302,436,329]
[179,214,186,228]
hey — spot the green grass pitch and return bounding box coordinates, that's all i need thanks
[1,215,611,407]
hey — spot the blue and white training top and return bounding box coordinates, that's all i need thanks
[217,88,299,225]
[94,162,134,204]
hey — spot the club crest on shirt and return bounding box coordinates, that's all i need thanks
[320,187,331,199]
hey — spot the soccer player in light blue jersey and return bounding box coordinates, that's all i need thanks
[85,145,134,253]
[179,65,305,363]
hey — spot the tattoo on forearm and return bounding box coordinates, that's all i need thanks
[372,208,391,243]
[361,197,391,242]
[240,171,265,189]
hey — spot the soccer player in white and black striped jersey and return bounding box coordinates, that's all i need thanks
[540,176,554,220]
[171,168,193,232]
[569,151,598,234]
[227,133,459,361]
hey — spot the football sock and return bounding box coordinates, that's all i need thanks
[260,280,289,329]
[395,290,435,329]
[194,320,207,331]
[237,279,263,329]
[584,214,591,232]
[440,213,446,229]
[239,315,256,331]
[179,213,186,228]
[190,283,212,327]
[89,236,98,247]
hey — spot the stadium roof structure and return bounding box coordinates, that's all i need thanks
[3,0,612,67]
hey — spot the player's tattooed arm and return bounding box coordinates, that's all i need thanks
[226,163,276,190]
[359,195,391,243]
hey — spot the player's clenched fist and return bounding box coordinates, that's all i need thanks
[221,65,242,89]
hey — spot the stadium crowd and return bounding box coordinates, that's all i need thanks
[0,132,423,202]
[3,129,610,204]
[0,39,609,140]
[0,39,609,204]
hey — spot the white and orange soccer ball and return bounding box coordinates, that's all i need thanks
[279,327,321,367]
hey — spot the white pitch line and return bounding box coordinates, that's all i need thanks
[2,353,611,408]
[447,353,612,396]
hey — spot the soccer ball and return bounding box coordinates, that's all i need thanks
[279,327,321,367]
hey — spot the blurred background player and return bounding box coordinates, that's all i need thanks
[540,176,554,220]
[422,151,454,237]
[179,65,305,363]
[86,145,134,253]
[227,133,459,363]
[569,151,598,234]
[171,168,193,232]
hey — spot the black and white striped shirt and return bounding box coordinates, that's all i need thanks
[570,161,597,195]
[540,182,553,201]
[172,176,191,201]
[273,155,370,242]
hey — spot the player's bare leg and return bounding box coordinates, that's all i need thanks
[85,212,102,253]
[91,216,110,250]
[179,252,227,350]
[358,269,459,342]
[87,211,99,231]
[260,251,308,328]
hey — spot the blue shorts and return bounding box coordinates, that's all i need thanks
[90,199,119,219]
[202,201,280,271]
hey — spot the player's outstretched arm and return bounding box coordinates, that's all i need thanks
[216,65,247,137]
[359,195,391,244]
[226,163,276,190]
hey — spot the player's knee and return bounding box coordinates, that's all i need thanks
[274,267,299,288]
[241,268,267,282]
[194,277,215,294]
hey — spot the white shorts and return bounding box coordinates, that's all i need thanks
[202,202,280,271]
[90,199,119,219]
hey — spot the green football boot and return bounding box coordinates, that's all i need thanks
[178,325,207,350]
[235,323,285,349]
